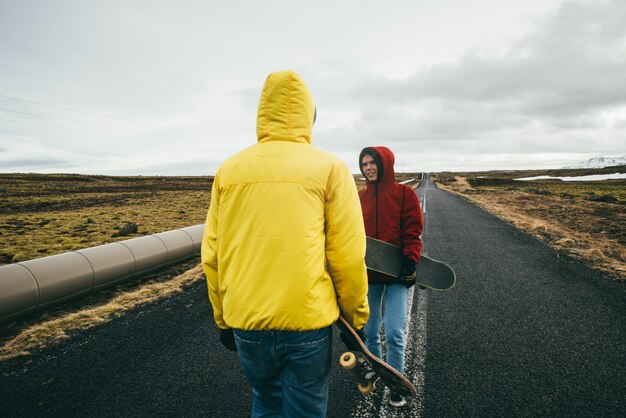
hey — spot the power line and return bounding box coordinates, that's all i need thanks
[0,107,197,140]
[0,107,139,130]
[0,116,127,136]
[0,93,209,136]
[0,116,200,142]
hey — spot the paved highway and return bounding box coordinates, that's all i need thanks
[1,177,624,417]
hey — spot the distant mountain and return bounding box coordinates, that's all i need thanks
[564,155,626,169]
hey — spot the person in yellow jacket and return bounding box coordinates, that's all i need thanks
[201,70,369,418]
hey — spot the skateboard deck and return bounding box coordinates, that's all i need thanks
[366,236,456,290]
[335,315,417,398]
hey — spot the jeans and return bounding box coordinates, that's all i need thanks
[363,283,409,374]
[233,326,332,418]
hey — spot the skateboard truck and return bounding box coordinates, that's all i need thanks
[335,316,417,398]
[339,351,378,394]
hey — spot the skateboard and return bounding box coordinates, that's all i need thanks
[366,236,456,290]
[335,315,417,398]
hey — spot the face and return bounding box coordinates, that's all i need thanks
[361,154,378,182]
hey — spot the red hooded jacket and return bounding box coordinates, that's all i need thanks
[359,146,423,284]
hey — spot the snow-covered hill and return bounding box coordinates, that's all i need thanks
[564,155,626,169]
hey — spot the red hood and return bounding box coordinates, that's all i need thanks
[359,146,396,190]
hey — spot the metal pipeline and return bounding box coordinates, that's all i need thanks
[0,224,204,324]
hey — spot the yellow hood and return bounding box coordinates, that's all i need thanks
[257,70,315,144]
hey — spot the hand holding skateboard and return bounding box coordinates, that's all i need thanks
[335,316,416,397]
[366,237,456,290]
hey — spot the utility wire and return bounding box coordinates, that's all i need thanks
[0,107,146,131]
[0,93,209,136]
[0,115,207,142]
[0,107,199,140]
[0,116,141,136]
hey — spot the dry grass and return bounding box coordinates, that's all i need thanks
[0,263,204,361]
[0,174,212,264]
[434,174,625,280]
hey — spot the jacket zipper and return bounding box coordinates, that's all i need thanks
[374,184,379,238]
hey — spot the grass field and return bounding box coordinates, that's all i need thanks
[0,173,212,264]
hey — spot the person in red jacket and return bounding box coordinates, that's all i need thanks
[358,146,424,408]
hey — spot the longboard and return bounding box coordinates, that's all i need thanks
[366,236,456,290]
[335,315,416,398]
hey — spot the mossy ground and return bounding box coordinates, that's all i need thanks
[0,174,212,264]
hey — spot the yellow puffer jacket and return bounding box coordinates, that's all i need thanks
[202,71,369,331]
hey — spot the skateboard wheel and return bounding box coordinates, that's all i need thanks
[358,380,374,394]
[340,352,357,369]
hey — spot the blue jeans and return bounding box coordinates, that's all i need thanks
[233,326,332,418]
[363,283,409,374]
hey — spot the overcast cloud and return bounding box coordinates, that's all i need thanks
[0,0,624,174]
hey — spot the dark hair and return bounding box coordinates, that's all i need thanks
[359,147,383,182]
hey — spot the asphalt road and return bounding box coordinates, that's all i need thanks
[1,178,624,417]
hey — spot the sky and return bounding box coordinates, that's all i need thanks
[0,0,625,175]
